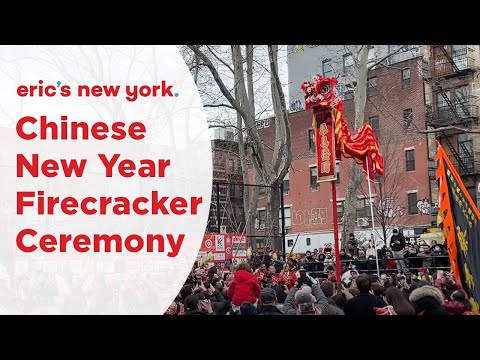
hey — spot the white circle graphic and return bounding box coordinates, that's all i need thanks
[0,45,212,314]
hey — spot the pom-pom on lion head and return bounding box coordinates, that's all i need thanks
[301,75,339,111]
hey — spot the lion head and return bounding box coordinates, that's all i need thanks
[301,75,339,111]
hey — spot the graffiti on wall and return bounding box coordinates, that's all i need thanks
[292,208,328,227]
[377,197,405,218]
[416,198,431,215]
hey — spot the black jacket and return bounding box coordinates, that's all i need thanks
[257,304,284,315]
[390,234,406,252]
[343,293,388,316]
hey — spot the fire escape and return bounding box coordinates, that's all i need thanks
[424,45,479,184]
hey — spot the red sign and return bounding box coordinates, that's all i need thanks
[315,115,336,183]
[198,234,248,270]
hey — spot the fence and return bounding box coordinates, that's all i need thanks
[252,255,451,278]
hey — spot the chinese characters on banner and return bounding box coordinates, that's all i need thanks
[436,144,480,311]
[198,234,248,270]
[315,114,337,183]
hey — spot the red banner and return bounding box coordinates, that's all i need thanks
[315,112,337,183]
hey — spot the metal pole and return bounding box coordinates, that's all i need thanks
[216,182,221,234]
[365,157,381,278]
[331,181,342,283]
[280,182,286,257]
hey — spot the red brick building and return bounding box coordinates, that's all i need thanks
[254,57,434,250]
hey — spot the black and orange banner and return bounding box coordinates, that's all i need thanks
[436,142,480,311]
[313,110,337,183]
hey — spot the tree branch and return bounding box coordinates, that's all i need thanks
[368,45,408,71]
[206,45,234,74]
[187,45,246,119]
[204,103,235,109]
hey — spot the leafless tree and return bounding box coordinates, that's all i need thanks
[185,45,291,250]
[358,135,409,243]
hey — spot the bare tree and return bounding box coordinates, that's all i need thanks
[339,45,416,246]
[358,135,409,244]
[186,45,292,250]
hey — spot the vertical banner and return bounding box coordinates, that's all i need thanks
[436,143,480,311]
[315,112,337,183]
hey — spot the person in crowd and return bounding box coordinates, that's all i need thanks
[340,249,352,266]
[304,250,315,273]
[369,274,386,299]
[254,263,268,283]
[319,280,346,315]
[257,287,283,315]
[416,245,433,273]
[323,252,335,274]
[389,228,406,271]
[366,255,378,273]
[183,292,216,315]
[444,290,472,315]
[354,249,369,273]
[382,249,397,271]
[347,233,358,255]
[279,263,298,290]
[385,286,416,315]
[283,283,330,315]
[228,263,261,307]
[239,301,257,315]
[409,285,449,315]
[316,253,326,277]
[431,242,449,269]
[403,244,419,271]
[343,274,388,316]
[434,271,464,300]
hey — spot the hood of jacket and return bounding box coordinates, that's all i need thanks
[409,285,444,305]
[235,270,255,283]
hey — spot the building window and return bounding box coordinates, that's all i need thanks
[322,59,333,78]
[401,68,411,88]
[458,133,474,174]
[287,239,294,247]
[356,198,370,220]
[367,77,378,97]
[337,201,344,222]
[336,162,340,184]
[310,166,318,191]
[369,116,379,134]
[343,53,354,73]
[405,149,415,172]
[283,172,290,194]
[308,129,315,154]
[403,108,413,129]
[228,159,235,174]
[279,206,292,232]
[306,238,311,246]
[258,209,266,229]
[368,46,375,62]
[408,193,418,215]
[436,91,451,122]
[454,86,470,118]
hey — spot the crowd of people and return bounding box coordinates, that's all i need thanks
[166,231,479,315]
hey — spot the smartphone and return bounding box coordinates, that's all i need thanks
[299,303,315,314]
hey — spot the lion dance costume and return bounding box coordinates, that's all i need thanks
[301,75,384,181]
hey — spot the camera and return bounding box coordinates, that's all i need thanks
[299,303,315,314]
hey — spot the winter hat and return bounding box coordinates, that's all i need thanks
[295,288,313,305]
[260,287,277,304]
[240,302,257,315]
